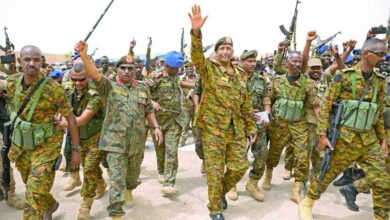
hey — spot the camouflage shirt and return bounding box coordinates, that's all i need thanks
[96,76,153,153]
[247,71,271,111]
[98,67,117,81]
[145,70,187,130]
[317,64,386,145]
[191,32,257,137]
[181,75,197,109]
[7,72,73,162]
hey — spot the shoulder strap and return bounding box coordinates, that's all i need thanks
[12,76,47,123]
[350,72,356,99]
[297,76,306,100]
[25,78,48,121]
[281,79,287,98]
[371,77,379,103]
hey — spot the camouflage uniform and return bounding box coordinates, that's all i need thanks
[67,82,105,198]
[98,67,117,81]
[267,74,318,183]
[247,72,271,181]
[191,33,257,214]
[285,70,333,176]
[145,70,186,187]
[7,72,73,219]
[307,65,390,219]
[192,77,204,160]
[97,76,153,217]
[179,75,197,146]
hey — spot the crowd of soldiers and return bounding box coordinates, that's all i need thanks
[0,4,389,220]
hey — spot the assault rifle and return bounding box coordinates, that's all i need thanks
[312,31,341,56]
[317,103,343,193]
[180,28,187,56]
[279,0,301,61]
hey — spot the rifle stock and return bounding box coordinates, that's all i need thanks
[1,120,13,201]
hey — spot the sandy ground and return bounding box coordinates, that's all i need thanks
[0,135,375,220]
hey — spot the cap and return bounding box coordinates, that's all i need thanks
[49,69,62,78]
[308,58,322,67]
[240,50,258,61]
[116,55,134,68]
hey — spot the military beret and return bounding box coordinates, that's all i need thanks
[164,51,184,68]
[308,58,322,67]
[49,69,62,78]
[316,44,329,55]
[116,55,134,68]
[344,54,353,64]
[214,37,233,51]
[352,49,362,55]
[240,50,258,61]
[386,53,390,61]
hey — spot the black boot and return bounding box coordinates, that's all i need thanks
[352,168,365,181]
[220,195,228,210]
[333,167,353,187]
[339,183,359,212]
[210,213,225,220]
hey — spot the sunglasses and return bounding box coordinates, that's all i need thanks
[71,77,87,82]
[368,50,386,57]
[119,66,135,71]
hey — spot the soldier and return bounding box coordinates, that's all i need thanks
[299,38,390,220]
[145,51,190,194]
[227,50,272,202]
[98,56,116,80]
[179,66,197,146]
[6,45,81,219]
[338,55,390,212]
[75,40,163,220]
[0,70,24,210]
[134,58,145,81]
[189,5,257,220]
[264,48,320,203]
[55,62,107,219]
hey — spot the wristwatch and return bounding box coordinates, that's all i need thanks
[152,125,161,129]
[72,146,81,152]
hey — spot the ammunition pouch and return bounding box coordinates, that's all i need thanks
[12,117,55,150]
[79,118,102,139]
[273,98,304,122]
[341,100,378,131]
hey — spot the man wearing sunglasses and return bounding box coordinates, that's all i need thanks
[54,61,107,220]
[300,37,390,220]
[75,40,162,220]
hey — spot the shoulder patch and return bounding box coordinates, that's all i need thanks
[88,89,99,96]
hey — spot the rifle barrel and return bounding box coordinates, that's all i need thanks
[84,0,115,41]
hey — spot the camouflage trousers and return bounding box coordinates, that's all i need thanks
[154,121,182,187]
[307,135,390,219]
[15,150,57,220]
[267,119,310,182]
[192,127,204,160]
[355,155,390,193]
[248,126,268,181]
[80,132,104,198]
[284,123,322,176]
[179,107,194,145]
[202,123,248,214]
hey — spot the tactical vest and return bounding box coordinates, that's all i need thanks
[272,76,305,122]
[340,73,379,131]
[11,77,55,150]
[69,91,103,140]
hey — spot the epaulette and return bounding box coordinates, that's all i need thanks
[374,68,386,79]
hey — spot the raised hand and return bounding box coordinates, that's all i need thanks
[306,30,317,42]
[188,4,208,35]
[130,38,136,48]
[74,41,88,56]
